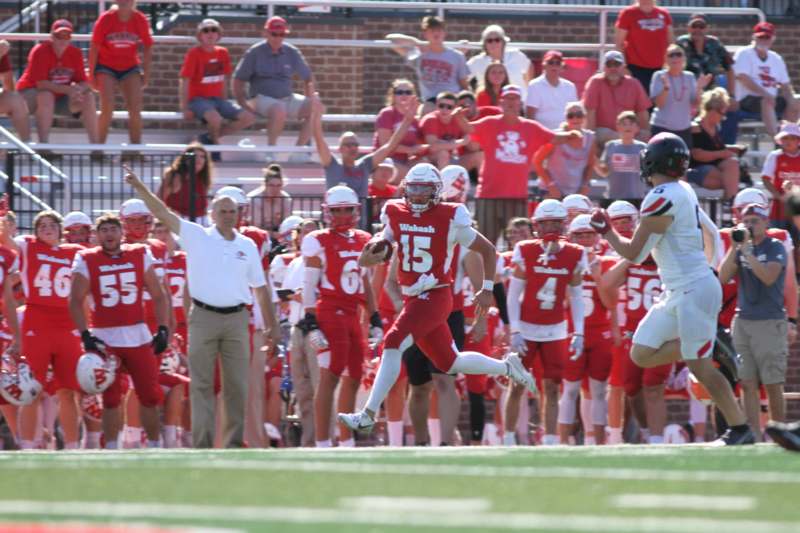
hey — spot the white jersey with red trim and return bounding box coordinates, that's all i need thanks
[639,180,710,291]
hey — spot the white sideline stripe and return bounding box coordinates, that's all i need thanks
[613,494,756,512]
[0,501,794,533]
[5,457,800,485]
[339,496,491,513]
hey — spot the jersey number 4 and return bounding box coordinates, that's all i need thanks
[99,272,138,307]
[400,234,433,273]
[34,264,71,298]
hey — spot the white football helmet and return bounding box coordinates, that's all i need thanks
[607,200,639,220]
[0,353,43,406]
[63,211,92,229]
[562,194,593,218]
[323,185,360,231]
[159,347,181,375]
[663,423,690,444]
[76,352,118,395]
[119,198,151,218]
[533,199,567,241]
[277,215,305,246]
[567,213,594,234]
[440,164,470,204]
[403,163,442,213]
[215,185,249,206]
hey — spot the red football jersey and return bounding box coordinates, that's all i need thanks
[383,200,471,292]
[80,244,149,328]
[302,228,372,311]
[0,246,18,313]
[127,238,166,330]
[515,240,584,326]
[17,236,82,327]
[240,225,271,271]
[583,257,615,330]
[165,251,187,324]
[624,261,662,332]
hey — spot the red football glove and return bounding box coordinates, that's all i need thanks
[590,208,612,235]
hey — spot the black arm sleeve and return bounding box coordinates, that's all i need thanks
[493,282,509,325]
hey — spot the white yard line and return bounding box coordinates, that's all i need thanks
[4,457,799,486]
[0,500,795,533]
[339,496,492,513]
[613,493,757,512]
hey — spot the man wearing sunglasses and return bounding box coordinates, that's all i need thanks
[526,50,577,131]
[180,19,255,161]
[233,16,315,160]
[676,14,734,94]
[732,21,800,137]
[421,92,481,172]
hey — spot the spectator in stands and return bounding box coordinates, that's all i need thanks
[525,50,577,131]
[420,91,480,170]
[390,16,469,114]
[533,101,596,198]
[583,50,650,147]
[595,111,648,203]
[373,79,426,182]
[0,40,30,142]
[247,164,293,234]
[311,94,416,200]
[719,203,790,442]
[676,14,735,94]
[456,90,501,121]
[233,16,315,160]
[180,19,255,161]
[368,159,398,199]
[89,0,153,151]
[761,122,800,229]
[467,25,531,100]
[157,143,213,223]
[16,20,97,145]
[457,84,581,244]
[688,88,742,203]
[615,0,673,93]
[732,22,800,137]
[650,44,712,148]
[476,62,509,108]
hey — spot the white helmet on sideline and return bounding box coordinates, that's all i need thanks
[0,353,42,406]
[277,215,305,246]
[323,185,360,231]
[607,200,639,220]
[532,199,568,222]
[440,164,470,204]
[403,163,442,213]
[76,352,118,395]
[63,211,92,229]
[562,194,593,218]
[568,213,595,234]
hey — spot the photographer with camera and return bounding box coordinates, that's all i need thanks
[719,203,794,441]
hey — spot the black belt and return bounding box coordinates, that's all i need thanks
[192,298,246,315]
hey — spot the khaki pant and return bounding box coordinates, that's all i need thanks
[244,328,268,447]
[732,316,788,385]
[474,198,528,248]
[188,305,250,448]
[289,325,320,446]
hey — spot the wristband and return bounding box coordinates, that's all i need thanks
[481,280,494,291]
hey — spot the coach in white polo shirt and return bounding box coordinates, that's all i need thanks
[124,166,280,448]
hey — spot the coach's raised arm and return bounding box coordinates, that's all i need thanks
[124,166,280,448]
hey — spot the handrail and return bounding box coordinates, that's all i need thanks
[0,0,47,34]
[0,169,54,212]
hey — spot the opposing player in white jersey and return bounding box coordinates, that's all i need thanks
[590,133,754,445]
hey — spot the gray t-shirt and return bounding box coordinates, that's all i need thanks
[233,42,312,99]
[547,129,594,195]
[324,154,374,199]
[736,236,787,320]
[408,47,469,101]
[650,70,697,131]
[601,139,649,199]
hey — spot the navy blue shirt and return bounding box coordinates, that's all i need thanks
[736,236,786,320]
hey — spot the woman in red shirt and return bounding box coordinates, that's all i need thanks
[476,62,509,107]
[373,78,426,182]
[615,0,673,93]
[88,0,153,153]
[158,143,213,222]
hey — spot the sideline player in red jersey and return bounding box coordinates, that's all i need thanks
[69,213,170,449]
[339,164,535,433]
[0,234,21,445]
[559,214,618,445]
[300,185,380,447]
[1,211,85,450]
[506,199,585,446]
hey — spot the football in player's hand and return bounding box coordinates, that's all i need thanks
[367,239,393,261]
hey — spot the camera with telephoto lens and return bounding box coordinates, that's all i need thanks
[731,226,752,243]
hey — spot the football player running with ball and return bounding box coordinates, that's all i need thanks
[590,133,754,445]
[338,163,535,434]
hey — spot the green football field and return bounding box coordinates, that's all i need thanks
[0,445,799,532]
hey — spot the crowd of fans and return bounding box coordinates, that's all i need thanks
[0,1,799,449]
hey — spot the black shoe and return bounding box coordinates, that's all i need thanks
[714,425,756,446]
[198,133,221,162]
[765,421,800,452]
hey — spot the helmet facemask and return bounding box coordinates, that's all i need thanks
[405,182,441,213]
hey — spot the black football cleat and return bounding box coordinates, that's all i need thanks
[766,421,800,452]
[713,425,756,446]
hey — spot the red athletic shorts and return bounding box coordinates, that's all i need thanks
[102,344,164,409]
[620,338,671,396]
[22,325,82,392]
[522,339,567,381]
[384,287,458,373]
[317,301,367,379]
[562,327,613,382]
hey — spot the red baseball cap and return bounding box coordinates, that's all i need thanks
[542,50,563,63]
[51,19,73,34]
[265,16,289,35]
[753,21,775,37]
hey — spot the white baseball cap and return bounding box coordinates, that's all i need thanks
[119,198,151,218]
[63,211,92,228]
